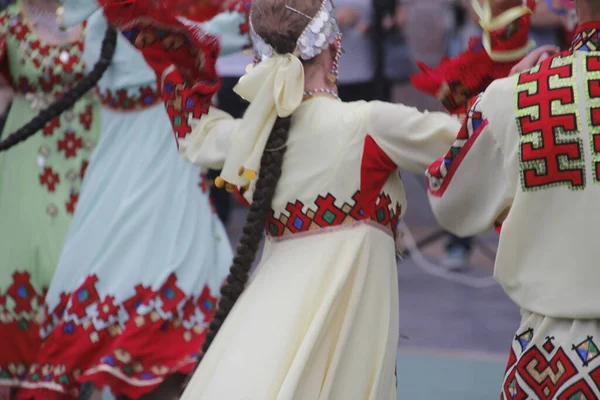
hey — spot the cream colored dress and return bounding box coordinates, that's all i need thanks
[179,97,459,399]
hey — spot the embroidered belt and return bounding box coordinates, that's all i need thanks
[265,192,402,239]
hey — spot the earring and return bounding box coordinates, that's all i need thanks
[328,32,343,84]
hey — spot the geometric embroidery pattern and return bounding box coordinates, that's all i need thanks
[573,337,600,367]
[503,326,600,400]
[544,337,557,354]
[265,191,402,239]
[584,54,600,184]
[426,94,485,195]
[516,347,578,399]
[517,328,535,352]
[515,52,585,192]
[97,85,160,111]
[20,273,218,398]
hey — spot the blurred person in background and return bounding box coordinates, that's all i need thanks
[382,1,413,101]
[336,0,376,102]
[442,0,564,271]
[400,0,455,112]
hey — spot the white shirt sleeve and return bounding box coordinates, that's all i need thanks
[426,95,513,237]
[180,107,239,170]
[365,101,462,173]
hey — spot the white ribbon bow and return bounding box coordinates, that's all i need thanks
[216,53,305,196]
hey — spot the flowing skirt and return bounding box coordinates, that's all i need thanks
[183,223,398,400]
[17,104,232,399]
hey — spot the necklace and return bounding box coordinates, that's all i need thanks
[303,88,341,101]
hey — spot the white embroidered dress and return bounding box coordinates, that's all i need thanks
[179,98,459,399]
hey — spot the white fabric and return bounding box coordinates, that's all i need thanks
[180,98,458,399]
[428,53,600,319]
[219,54,304,191]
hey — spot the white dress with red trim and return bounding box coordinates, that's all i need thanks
[426,23,600,399]
[15,7,237,400]
[177,98,460,399]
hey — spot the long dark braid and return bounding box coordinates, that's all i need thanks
[0,26,117,152]
[201,115,291,356]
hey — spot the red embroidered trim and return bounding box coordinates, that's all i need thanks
[427,119,489,198]
[96,86,160,111]
[18,273,218,399]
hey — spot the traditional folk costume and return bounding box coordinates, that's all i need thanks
[97,0,462,398]
[0,2,100,392]
[418,1,600,398]
[15,3,250,399]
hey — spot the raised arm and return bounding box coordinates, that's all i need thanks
[365,101,461,174]
[426,94,512,237]
[179,107,239,170]
[93,0,251,144]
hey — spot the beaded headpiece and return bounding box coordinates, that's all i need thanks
[249,0,341,64]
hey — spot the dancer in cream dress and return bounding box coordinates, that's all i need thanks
[96,0,460,397]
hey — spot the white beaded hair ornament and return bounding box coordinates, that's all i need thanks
[249,0,341,63]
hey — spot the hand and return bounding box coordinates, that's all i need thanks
[510,45,560,75]
[336,7,358,28]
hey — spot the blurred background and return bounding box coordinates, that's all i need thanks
[0,0,573,398]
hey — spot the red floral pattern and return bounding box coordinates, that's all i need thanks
[43,117,61,137]
[65,192,79,215]
[39,167,60,192]
[0,272,47,390]
[96,85,160,111]
[18,274,218,399]
[57,131,83,158]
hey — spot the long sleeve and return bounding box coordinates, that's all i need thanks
[426,95,512,237]
[365,101,461,174]
[94,0,251,146]
[180,107,238,169]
